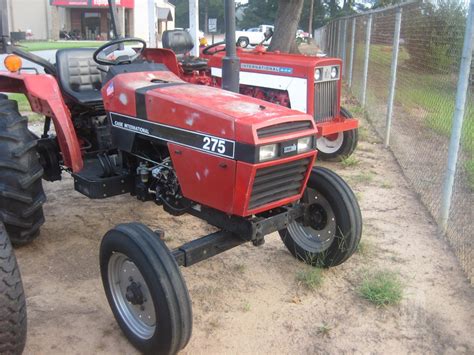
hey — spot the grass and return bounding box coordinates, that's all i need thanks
[356,239,373,258]
[359,44,474,189]
[241,301,251,312]
[7,93,44,122]
[466,160,474,191]
[296,267,324,290]
[8,93,31,111]
[317,323,332,337]
[17,40,103,52]
[358,270,403,307]
[351,171,375,184]
[340,155,359,168]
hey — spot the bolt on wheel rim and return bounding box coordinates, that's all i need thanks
[108,252,156,340]
[317,132,344,154]
[287,190,336,253]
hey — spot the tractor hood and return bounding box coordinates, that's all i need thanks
[102,70,317,146]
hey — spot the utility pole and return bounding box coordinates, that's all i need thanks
[308,0,314,37]
[189,0,200,57]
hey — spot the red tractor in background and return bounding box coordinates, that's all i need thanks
[0,2,362,354]
[158,29,359,161]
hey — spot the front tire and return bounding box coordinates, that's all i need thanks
[0,95,46,245]
[237,37,249,48]
[100,223,192,355]
[0,223,27,354]
[317,107,359,161]
[279,166,362,267]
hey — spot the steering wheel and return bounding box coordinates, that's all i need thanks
[93,37,147,66]
[202,41,226,56]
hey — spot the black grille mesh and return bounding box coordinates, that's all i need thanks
[314,80,338,122]
[257,121,313,138]
[248,158,311,210]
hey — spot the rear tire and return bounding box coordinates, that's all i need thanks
[317,107,359,161]
[237,37,249,48]
[0,223,27,354]
[100,223,192,355]
[0,95,46,245]
[279,166,362,267]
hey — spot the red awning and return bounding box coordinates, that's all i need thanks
[50,0,134,8]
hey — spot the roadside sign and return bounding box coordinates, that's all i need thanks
[208,18,217,33]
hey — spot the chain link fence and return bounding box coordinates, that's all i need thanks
[315,0,474,283]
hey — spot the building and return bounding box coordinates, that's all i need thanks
[5,0,174,45]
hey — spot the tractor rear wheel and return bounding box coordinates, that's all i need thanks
[317,107,359,161]
[0,95,46,245]
[0,223,27,354]
[279,166,362,267]
[100,223,192,355]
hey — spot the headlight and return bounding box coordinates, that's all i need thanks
[259,144,278,161]
[314,68,321,81]
[297,137,312,153]
[331,66,338,79]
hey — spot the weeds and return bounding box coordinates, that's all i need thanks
[380,181,393,189]
[242,301,251,312]
[340,155,359,168]
[317,323,332,337]
[358,270,403,306]
[466,160,474,191]
[351,171,375,184]
[296,267,323,290]
[232,263,246,274]
[356,239,373,258]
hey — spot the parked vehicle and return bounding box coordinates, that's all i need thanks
[162,29,359,160]
[236,24,274,47]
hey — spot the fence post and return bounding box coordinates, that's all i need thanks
[384,7,403,147]
[361,14,372,106]
[440,0,474,233]
[342,19,348,78]
[348,17,356,88]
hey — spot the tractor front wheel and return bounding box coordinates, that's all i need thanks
[0,94,46,245]
[100,223,192,354]
[317,107,359,161]
[279,166,362,267]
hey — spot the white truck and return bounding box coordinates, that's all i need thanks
[236,25,274,48]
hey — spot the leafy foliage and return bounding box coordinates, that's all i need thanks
[170,0,226,32]
[403,0,466,73]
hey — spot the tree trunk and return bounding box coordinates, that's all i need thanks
[268,0,305,53]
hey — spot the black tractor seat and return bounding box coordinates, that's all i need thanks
[56,48,104,109]
[162,30,208,73]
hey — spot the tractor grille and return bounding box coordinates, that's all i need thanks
[314,80,338,122]
[248,157,311,210]
[257,121,313,138]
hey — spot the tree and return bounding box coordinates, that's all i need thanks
[268,0,305,53]
[237,0,279,30]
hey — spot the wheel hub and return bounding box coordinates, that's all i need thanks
[286,191,337,253]
[108,253,156,339]
[126,281,144,305]
[308,204,328,230]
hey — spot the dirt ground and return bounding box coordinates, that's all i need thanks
[14,110,473,354]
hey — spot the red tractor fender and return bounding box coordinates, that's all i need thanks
[0,72,83,172]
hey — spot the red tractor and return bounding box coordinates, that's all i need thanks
[159,30,359,161]
[0,6,362,355]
